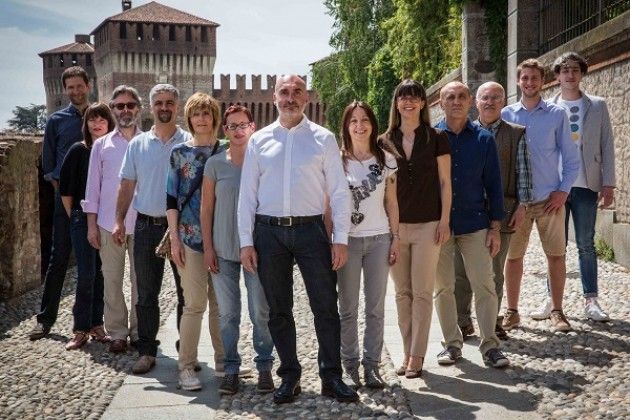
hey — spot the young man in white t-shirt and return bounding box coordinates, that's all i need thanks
[546,52,616,321]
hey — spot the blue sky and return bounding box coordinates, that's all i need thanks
[0,0,334,129]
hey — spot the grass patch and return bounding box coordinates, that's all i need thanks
[595,238,615,262]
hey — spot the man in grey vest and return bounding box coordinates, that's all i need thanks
[454,81,533,340]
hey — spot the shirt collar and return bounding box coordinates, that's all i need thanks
[112,126,142,139]
[475,118,501,131]
[515,97,548,112]
[67,103,84,116]
[275,114,309,131]
[436,118,474,134]
[148,125,183,144]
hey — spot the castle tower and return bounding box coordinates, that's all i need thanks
[38,34,98,115]
[90,1,219,128]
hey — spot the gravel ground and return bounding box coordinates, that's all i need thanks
[0,229,628,419]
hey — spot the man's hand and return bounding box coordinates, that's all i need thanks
[331,243,348,271]
[112,222,126,246]
[87,224,101,249]
[544,191,569,214]
[599,186,614,208]
[240,246,258,274]
[486,229,501,258]
[50,179,59,190]
[508,205,526,231]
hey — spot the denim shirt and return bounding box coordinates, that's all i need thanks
[435,119,504,235]
[41,104,84,181]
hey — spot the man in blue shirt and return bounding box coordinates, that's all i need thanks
[501,59,580,333]
[434,81,509,368]
[29,66,92,340]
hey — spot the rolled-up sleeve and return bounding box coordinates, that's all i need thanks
[238,138,260,248]
[323,134,351,245]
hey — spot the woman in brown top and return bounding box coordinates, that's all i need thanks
[382,79,452,377]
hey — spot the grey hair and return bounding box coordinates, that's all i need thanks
[475,81,505,100]
[149,83,179,106]
[110,85,142,108]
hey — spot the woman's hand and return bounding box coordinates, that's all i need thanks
[435,219,451,245]
[389,237,400,265]
[204,247,219,274]
[170,235,186,268]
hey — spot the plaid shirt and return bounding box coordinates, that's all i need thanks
[477,119,534,204]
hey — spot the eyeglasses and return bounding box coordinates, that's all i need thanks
[478,95,503,102]
[112,102,138,111]
[225,122,251,131]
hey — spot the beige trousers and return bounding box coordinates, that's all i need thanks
[390,221,440,359]
[435,229,500,354]
[99,227,138,341]
[177,245,224,371]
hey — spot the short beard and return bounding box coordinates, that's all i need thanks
[117,115,137,128]
[157,111,172,124]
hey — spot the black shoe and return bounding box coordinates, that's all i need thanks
[218,374,240,395]
[460,323,475,340]
[483,348,510,368]
[321,378,359,403]
[257,371,275,394]
[364,367,385,388]
[28,323,51,341]
[495,322,508,340]
[273,379,301,404]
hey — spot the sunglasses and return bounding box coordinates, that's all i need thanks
[112,102,138,111]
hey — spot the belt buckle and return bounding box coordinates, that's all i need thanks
[279,216,293,227]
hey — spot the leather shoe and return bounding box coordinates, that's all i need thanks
[321,378,359,403]
[109,339,127,353]
[132,355,156,374]
[273,379,301,404]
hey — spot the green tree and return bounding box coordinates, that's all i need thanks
[7,104,47,133]
[367,45,398,130]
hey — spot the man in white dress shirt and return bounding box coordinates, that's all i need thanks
[238,74,357,404]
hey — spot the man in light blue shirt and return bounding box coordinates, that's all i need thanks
[114,83,189,374]
[501,59,580,333]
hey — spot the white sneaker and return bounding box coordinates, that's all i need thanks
[585,298,610,321]
[178,369,202,391]
[215,364,253,378]
[530,298,552,320]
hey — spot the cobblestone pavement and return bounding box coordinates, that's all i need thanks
[0,230,628,419]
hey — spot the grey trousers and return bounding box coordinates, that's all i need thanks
[337,234,391,369]
[454,232,511,328]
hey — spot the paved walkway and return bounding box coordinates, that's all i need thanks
[0,231,628,419]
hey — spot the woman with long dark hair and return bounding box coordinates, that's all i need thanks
[59,102,115,350]
[383,79,452,377]
[336,101,399,388]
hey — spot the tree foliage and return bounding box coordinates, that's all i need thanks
[7,104,47,133]
[312,0,463,133]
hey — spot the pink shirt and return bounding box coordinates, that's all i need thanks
[82,128,140,233]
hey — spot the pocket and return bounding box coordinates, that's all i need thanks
[135,218,148,233]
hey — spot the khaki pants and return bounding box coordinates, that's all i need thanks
[177,245,224,371]
[508,201,566,258]
[390,222,440,358]
[99,227,138,341]
[435,229,500,354]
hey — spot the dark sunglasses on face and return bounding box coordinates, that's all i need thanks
[113,102,138,111]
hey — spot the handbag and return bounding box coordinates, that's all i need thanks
[155,141,220,259]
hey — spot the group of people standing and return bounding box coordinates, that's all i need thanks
[30,49,614,406]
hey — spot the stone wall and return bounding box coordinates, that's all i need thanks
[0,136,42,300]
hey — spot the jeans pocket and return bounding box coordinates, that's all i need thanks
[135,218,148,233]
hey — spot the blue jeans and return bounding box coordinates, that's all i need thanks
[37,191,72,327]
[212,257,274,374]
[133,216,184,357]
[254,218,342,382]
[69,208,104,332]
[565,187,599,297]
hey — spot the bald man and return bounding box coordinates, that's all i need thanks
[454,82,533,341]
[434,81,509,368]
[238,75,357,404]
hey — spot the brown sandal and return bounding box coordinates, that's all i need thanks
[66,331,90,350]
[89,325,111,343]
[405,357,424,379]
[396,356,409,376]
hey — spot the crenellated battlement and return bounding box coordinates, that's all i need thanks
[214,74,310,93]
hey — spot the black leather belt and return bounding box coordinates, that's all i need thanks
[137,213,168,225]
[255,214,322,227]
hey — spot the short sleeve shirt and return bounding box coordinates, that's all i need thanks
[345,154,398,237]
[203,151,242,261]
[389,126,451,223]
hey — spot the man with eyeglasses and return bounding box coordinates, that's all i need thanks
[114,84,189,374]
[454,81,533,342]
[82,85,142,353]
[238,75,358,403]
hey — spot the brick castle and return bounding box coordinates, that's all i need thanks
[38,0,326,130]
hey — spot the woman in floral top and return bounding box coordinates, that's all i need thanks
[166,92,225,391]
